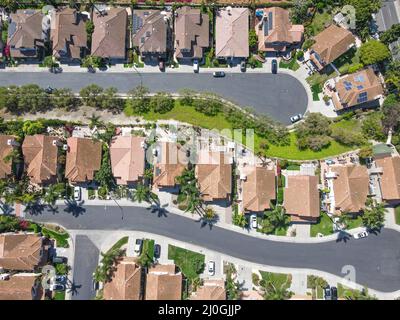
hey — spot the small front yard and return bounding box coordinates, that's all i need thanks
[41,227,70,248]
[307,275,328,300]
[344,215,363,230]
[310,212,333,237]
[53,291,65,300]
[260,271,292,290]
[138,239,155,266]
[395,206,400,225]
[168,245,205,282]
[279,58,300,71]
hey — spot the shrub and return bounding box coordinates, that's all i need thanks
[149,92,174,113]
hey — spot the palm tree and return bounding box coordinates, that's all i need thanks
[87,113,103,129]
[43,184,65,207]
[262,203,290,234]
[362,198,387,231]
[131,183,150,203]
[185,192,203,213]
[261,281,293,300]
[232,211,247,228]
[198,207,219,228]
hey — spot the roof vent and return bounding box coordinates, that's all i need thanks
[62,144,69,151]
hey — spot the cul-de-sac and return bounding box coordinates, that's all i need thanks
[0,0,400,302]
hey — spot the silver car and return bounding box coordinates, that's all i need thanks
[290,114,303,123]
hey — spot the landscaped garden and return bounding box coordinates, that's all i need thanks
[310,212,334,237]
[138,239,155,267]
[279,58,300,71]
[168,244,205,282]
[259,271,292,290]
[307,275,327,299]
[41,227,70,248]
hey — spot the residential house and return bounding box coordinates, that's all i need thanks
[65,137,102,184]
[255,7,304,54]
[145,264,182,300]
[310,24,356,71]
[0,234,47,271]
[103,257,142,300]
[132,10,168,60]
[153,142,187,190]
[240,166,276,213]
[174,6,209,60]
[22,134,59,185]
[215,7,249,59]
[0,274,42,300]
[283,175,320,222]
[110,136,146,185]
[195,151,232,202]
[329,68,384,112]
[324,164,369,215]
[376,156,400,204]
[91,8,128,61]
[7,10,45,59]
[190,279,226,300]
[0,135,18,180]
[51,8,88,61]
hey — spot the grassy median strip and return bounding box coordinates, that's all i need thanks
[168,245,205,281]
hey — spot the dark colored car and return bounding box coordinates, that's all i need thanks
[240,60,246,72]
[331,286,338,300]
[158,59,165,72]
[271,59,278,74]
[213,71,226,78]
[154,244,161,259]
[324,285,332,300]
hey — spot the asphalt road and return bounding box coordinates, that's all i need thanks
[0,72,308,124]
[27,204,400,293]
[70,235,99,300]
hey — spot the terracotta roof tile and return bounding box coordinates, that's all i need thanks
[376,156,400,201]
[0,274,41,300]
[145,264,182,300]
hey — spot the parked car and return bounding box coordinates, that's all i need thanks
[45,86,54,94]
[353,231,369,239]
[158,59,165,72]
[325,159,335,165]
[154,244,161,259]
[52,256,66,264]
[213,71,226,78]
[240,60,246,72]
[0,273,10,281]
[50,283,65,291]
[208,261,215,276]
[55,275,67,283]
[331,286,338,300]
[271,59,278,74]
[92,279,99,291]
[134,238,143,256]
[324,285,332,300]
[290,113,302,123]
[193,59,199,73]
[250,214,258,229]
[74,186,81,201]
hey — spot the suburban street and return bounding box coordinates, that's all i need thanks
[376,0,400,32]
[0,72,308,124]
[27,204,400,293]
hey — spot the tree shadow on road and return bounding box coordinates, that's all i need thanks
[196,214,220,230]
[146,203,169,218]
[335,230,352,243]
[63,199,86,217]
[25,202,45,216]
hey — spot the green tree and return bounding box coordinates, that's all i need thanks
[22,120,45,136]
[86,20,95,43]
[81,55,103,69]
[382,94,400,131]
[18,84,50,114]
[100,87,122,112]
[358,146,373,160]
[291,0,312,24]
[52,88,79,111]
[361,114,385,141]
[131,183,151,203]
[149,92,174,113]
[127,85,150,114]
[359,40,391,65]
[80,84,104,108]
[95,146,115,190]
[261,281,293,300]
[362,198,387,231]
[43,183,65,206]
[249,29,258,50]
[380,23,400,45]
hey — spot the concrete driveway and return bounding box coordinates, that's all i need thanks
[0,72,308,124]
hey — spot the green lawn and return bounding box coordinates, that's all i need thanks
[260,271,292,289]
[107,236,128,254]
[311,83,322,101]
[310,212,333,237]
[332,47,361,75]
[42,228,69,248]
[88,187,96,200]
[53,291,65,300]
[168,245,205,281]
[306,11,332,36]
[279,59,300,71]
[140,239,155,262]
[395,206,400,225]
[259,132,354,161]
[345,215,363,230]
[307,275,327,300]
[286,164,301,170]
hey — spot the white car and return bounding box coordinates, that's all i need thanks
[290,114,303,123]
[353,231,369,239]
[193,59,199,73]
[208,261,215,276]
[250,214,258,229]
[74,186,81,201]
[134,239,143,256]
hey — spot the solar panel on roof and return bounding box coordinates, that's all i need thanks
[355,74,365,82]
[357,85,364,90]
[357,92,368,104]
[263,21,268,36]
[268,12,273,30]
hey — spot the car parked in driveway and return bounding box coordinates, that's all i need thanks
[50,283,65,291]
[331,286,338,300]
[154,244,161,259]
[271,59,278,74]
[74,186,81,201]
[290,113,302,123]
[208,261,215,276]
[240,60,246,72]
[55,275,67,283]
[213,71,225,78]
[353,231,369,239]
[158,58,165,72]
[250,214,258,229]
[134,238,143,256]
[52,256,66,264]
[193,59,199,73]
[324,285,332,300]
